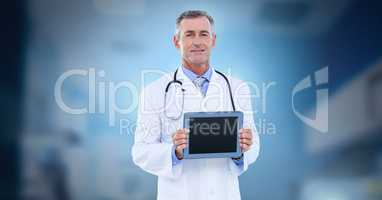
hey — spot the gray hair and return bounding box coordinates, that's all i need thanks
[175,10,215,36]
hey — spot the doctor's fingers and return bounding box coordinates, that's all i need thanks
[172,128,189,136]
[240,128,252,134]
[174,139,187,146]
[240,131,252,140]
[176,144,187,151]
[240,138,252,146]
[240,143,251,152]
[172,132,188,141]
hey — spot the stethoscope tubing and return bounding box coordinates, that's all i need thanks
[164,68,235,120]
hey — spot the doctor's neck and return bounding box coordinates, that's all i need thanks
[182,59,209,75]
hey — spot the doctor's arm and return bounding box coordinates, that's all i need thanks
[131,90,182,179]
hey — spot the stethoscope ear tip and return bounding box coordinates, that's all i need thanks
[181,89,186,92]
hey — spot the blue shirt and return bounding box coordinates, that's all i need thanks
[182,66,212,96]
[171,66,244,166]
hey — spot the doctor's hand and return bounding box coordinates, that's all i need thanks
[172,128,189,160]
[239,128,253,152]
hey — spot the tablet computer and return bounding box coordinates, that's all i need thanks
[183,111,243,159]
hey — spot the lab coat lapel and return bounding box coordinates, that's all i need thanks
[176,67,204,112]
[175,67,230,112]
[176,67,201,95]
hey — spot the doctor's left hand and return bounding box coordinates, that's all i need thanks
[172,128,189,160]
[239,128,253,152]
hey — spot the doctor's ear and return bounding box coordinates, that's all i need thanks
[212,34,216,48]
[173,35,180,49]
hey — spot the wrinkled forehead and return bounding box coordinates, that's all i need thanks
[178,17,214,33]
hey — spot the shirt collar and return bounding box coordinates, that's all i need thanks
[181,66,213,82]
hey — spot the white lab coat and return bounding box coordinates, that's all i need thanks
[132,67,260,200]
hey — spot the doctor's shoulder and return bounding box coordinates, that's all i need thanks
[141,71,173,93]
[223,75,251,94]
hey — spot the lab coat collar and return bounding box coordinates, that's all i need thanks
[176,66,216,83]
[175,66,221,100]
[181,66,213,83]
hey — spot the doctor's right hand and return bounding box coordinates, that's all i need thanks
[172,128,189,160]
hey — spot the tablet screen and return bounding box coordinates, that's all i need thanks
[188,116,238,154]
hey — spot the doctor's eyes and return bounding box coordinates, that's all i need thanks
[184,32,210,38]
[200,33,209,37]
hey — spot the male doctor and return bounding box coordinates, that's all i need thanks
[132,10,260,200]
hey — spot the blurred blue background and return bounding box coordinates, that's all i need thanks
[1,0,382,199]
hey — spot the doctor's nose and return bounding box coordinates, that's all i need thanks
[192,42,202,47]
[191,38,203,46]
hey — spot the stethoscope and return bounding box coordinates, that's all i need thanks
[164,68,236,120]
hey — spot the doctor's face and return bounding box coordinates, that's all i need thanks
[173,17,216,67]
